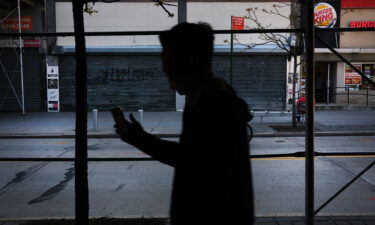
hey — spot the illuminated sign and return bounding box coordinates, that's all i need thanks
[314,3,337,28]
[350,21,375,28]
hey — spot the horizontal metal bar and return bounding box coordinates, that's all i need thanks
[1,27,374,38]
[0,29,304,37]
[316,27,375,32]
[1,152,374,162]
[0,157,155,162]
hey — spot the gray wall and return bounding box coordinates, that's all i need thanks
[58,54,286,111]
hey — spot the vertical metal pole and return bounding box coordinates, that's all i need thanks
[347,88,350,105]
[305,0,315,224]
[292,55,297,127]
[72,1,89,225]
[93,109,98,132]
[177,0,186,23]
[327,64,330,105]
[138,109,144,126]
[367,86,369,106]
[176,0,187,111]
[17,0,26,115]
[230,16,233,86]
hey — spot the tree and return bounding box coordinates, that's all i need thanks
[83,0,176,17]
[226,1,303,127]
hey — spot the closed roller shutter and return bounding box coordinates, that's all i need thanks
[59,54,175,111]
[0,48,42,112]
[213,55,287,107]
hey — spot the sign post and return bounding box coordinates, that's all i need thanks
[47,65,60,112]
[230,16,244,86]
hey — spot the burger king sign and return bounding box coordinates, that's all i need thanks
[314,2,337,28]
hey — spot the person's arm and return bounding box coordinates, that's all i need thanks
[115,114,178,167]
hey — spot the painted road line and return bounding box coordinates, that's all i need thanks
[251,156,375,161]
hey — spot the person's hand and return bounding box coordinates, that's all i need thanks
[114,113,147,146]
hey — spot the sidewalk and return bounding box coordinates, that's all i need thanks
[0,216,375,225]
[1,110,375,137]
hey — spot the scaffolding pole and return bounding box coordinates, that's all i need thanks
[17,0,26,115]
[305,0,315,224]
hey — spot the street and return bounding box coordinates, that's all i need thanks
[0,136,374,219]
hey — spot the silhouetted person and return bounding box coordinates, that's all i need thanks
[115,22,254,225]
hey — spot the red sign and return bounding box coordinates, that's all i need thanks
[0,16,32,31]
[231,16,244,30]
[24,39,41,48]
[350,21,375,28]
[342,0,375,8]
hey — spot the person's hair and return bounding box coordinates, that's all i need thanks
[159,22,214,76]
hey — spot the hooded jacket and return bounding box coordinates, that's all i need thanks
[133,77,254,225]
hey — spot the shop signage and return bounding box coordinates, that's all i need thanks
[342,0,375,8]
[0,16,32,31]
[0,39,41,48]
[349,21,375,28]
[345,64,362,85]
[47,65,60,112]
[231,16,244,30]
[314,2,337,28]
[24,39,41,48]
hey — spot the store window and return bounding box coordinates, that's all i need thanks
[344,63,375,89]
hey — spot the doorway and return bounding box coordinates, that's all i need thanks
[315,62,336,103]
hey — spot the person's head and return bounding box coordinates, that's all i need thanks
[159,22,214,95]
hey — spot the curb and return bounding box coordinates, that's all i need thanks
[1,132,375,139]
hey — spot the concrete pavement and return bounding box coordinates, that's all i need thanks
[1,110,375,224]
[1,216,375,225]
[0,110,375,137]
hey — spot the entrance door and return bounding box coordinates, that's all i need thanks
[315,63,329,103]
[315,62,336,104]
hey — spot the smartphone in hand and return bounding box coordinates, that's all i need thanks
[111,106,128,131]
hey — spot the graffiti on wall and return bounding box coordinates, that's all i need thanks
[100,65,161,81]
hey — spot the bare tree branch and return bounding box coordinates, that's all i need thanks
[151,0,176,17]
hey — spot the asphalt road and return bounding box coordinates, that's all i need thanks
[0,137,374,219]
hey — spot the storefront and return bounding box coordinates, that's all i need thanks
[56,48,287,111]
[313,0,375,105]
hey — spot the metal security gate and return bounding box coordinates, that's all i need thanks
[222,55,287,106]
[58,54,175,111]
[0,48,42,112]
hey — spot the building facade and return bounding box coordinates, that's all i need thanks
[314,0,375,105]
[1,0,293,112]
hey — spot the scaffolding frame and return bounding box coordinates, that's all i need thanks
[0,1,374,225]
[0,0,25,114]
